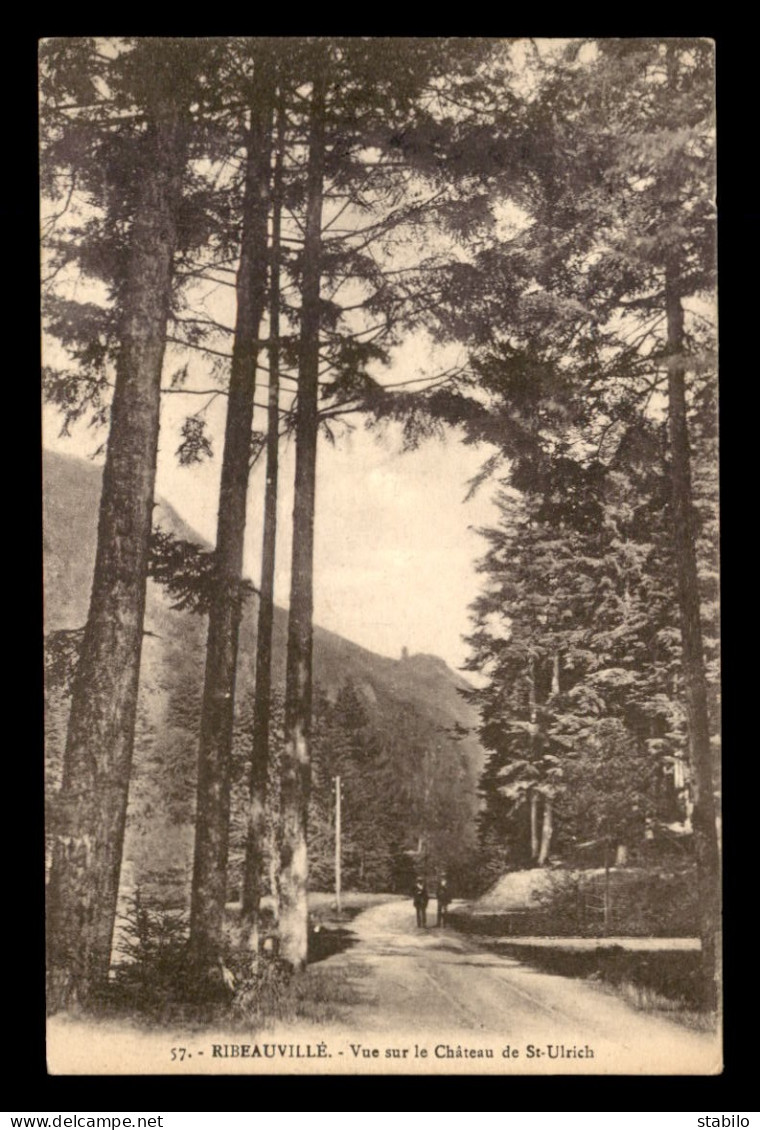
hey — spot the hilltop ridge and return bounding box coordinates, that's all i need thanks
[43,449,485,897]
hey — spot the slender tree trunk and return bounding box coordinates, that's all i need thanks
[603,835,611,935]
[189,59,275,970]
[551,652,560,697]
[537,796,553,865]
[528,656,539,862]
[46,100,188,1011]
[529,791,539,862]
[278,62,327,970]
[242,87,286,941]
[536,652,559,866]
[268,842,279,913]
[665,260,721,1011]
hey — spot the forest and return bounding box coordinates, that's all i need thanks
[41,37,719,1023]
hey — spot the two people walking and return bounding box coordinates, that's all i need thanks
[413,874,450,929]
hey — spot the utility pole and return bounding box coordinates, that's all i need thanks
[334,775,342,917]
[603,833,611,935]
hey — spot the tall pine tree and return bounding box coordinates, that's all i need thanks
[44,38,203,1009]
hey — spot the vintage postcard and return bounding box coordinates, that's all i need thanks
[41,36,721,1075]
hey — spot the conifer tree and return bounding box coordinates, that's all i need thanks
[188,45,276,972]
[274,37,490,965]
[278,49,328,970]
[241,85,287,942]
[411,37,719,1006]
[43,38,204,1009]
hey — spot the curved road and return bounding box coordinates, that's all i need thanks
[315,898,721,1074]
[47,897,721,1074]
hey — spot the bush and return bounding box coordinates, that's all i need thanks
[96,889,361,1028]
[106,890,265,1023]
[227,953,298,1026]
[449,866,699,938]
[491,943,704,1011]
[101,891,200,1022]
[530,866,698,937]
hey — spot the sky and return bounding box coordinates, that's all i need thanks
[43,358,501,676]
[40,38,522,677]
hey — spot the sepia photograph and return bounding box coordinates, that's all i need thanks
[40,36,721,1076]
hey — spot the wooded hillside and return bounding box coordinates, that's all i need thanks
[44,449,484,905]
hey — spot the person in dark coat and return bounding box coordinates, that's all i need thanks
[436,874,451,927]
[413,878,429,928]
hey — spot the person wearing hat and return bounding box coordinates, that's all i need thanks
[413,877,429,928]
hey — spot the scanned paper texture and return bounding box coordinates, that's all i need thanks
[42,36,721,1075]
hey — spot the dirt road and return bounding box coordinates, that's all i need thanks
[46,897,721,1075]
[312,898,721,1074]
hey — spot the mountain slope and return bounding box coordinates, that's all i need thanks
[43,449,485,899]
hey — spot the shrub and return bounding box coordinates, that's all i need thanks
[530,866,699,937]
[103,890,195,1018]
